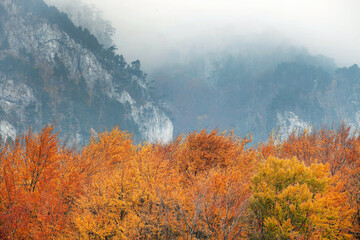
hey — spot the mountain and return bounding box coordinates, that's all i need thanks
[0,0,173,144]
[1,0,359,145]
[149,46,360,143]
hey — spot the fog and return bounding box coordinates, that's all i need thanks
[55,0,360,70]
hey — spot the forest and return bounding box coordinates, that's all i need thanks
[0,124,359,239]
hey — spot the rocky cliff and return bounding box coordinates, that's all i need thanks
[0,0,173,143]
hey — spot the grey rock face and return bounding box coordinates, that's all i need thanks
[276,111,309,142]
[0,120,16,141]
[0,0,173,144]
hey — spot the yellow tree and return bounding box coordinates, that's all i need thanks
[69,128,138,239]
[249,156,354,239]
[277,125,360,236]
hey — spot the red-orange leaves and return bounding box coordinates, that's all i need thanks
[0,125,80,239]
[173,129,252,175]
[155,130,257,239]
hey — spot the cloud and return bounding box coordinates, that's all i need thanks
[78,0,360,69]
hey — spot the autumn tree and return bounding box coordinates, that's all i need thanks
[274,124,360,237]
[249,156,354,239]
[68,128,138,239]
[0,125,82,239]
[156,129,257,239]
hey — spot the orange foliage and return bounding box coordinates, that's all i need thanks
[155,130,257,239]
[259,123,360,237]
[0,125,358,239]
[172,129,252,173]
[0,125,82,239]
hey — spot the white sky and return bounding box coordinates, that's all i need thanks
[85,0,360,69]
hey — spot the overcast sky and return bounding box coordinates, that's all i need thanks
[83,0,360,70]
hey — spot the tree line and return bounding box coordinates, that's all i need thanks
[0,124,359,239]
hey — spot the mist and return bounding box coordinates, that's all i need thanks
[47,0,360,71]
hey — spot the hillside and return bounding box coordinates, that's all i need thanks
[0,0,173,144]
[149,46,360,142]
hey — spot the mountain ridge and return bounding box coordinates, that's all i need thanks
[149,46,360,143]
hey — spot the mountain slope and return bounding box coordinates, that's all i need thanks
[149,46,360,142]
[0,0,173,143]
